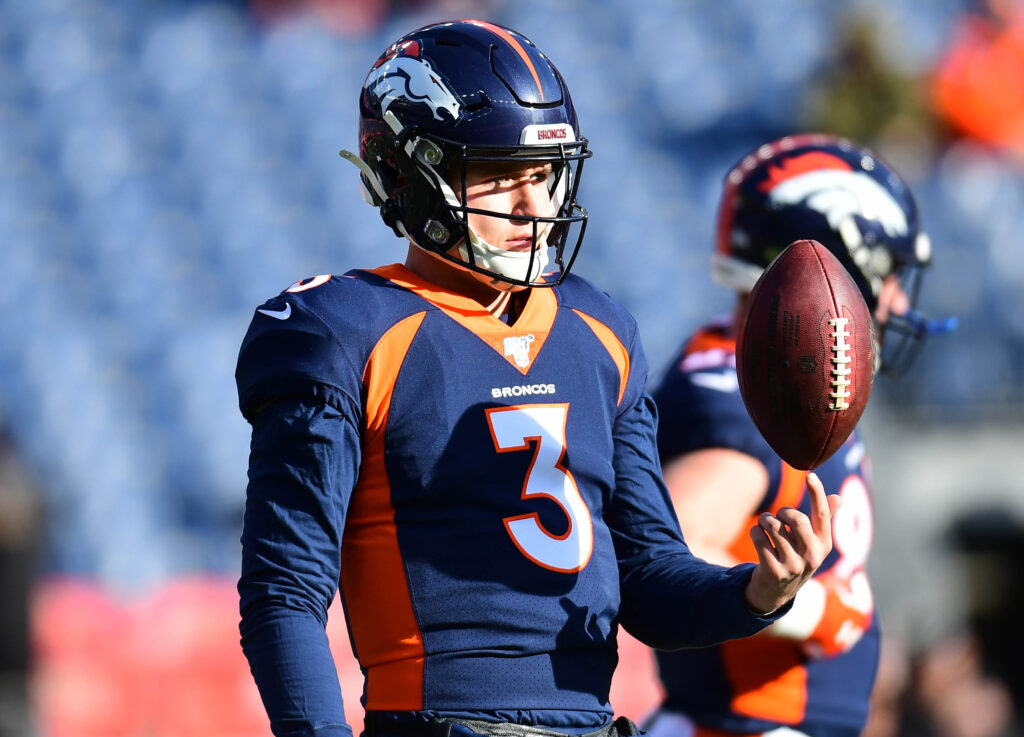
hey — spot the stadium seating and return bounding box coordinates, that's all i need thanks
[1,3,1021,732]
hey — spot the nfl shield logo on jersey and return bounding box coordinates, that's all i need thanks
[503,334,535,369]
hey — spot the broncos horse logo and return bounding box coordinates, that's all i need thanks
[762,154,909,277]
[366,45,462,122]
[765,167,909,239]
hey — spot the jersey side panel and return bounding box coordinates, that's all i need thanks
[342,311,428,710]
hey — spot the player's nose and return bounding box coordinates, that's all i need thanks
[512,180,550,219]
[875,276,910,322]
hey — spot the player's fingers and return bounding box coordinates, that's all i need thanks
[757,512,799,563]
[749,523,782,570]
[805,472,834,541]
[758,511,783,537]
[775,506,811,554]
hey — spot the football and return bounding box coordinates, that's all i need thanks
[736,239,876,470]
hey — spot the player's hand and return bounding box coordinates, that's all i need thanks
[743,472,841,616]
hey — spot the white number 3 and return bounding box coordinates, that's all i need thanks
[486,404,594,572]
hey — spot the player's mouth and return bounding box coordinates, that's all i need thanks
[503,237,536,252]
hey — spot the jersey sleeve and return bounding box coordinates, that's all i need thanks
[235,293,365,737]
[607,334,787,649]
[235,293,364,421]
[239,397,359,737]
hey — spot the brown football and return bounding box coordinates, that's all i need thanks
[736,239,876,470]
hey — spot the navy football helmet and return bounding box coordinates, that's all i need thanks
[340,19,591,287]
[714,133,951,376]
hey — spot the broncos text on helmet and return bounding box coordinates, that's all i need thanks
[340,19,592,288]
[713,133,951,376]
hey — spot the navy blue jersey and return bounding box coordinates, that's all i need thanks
[236,268,783,737]
[651,322,880,736]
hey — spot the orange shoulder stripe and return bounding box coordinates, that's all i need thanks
[572,309,630,406]
[683,327,735,357]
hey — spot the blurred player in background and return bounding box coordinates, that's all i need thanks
[234,22,839,737]
[645,134,948,737]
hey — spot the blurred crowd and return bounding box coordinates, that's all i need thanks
[2,0,1024,734]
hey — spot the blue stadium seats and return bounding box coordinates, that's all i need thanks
[0,0,1014,589]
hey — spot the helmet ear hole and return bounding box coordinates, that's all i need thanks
[380,199,406,239]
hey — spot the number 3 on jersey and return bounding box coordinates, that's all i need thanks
[486,404,594,573]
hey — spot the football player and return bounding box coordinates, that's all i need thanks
[235,21,840,737]
[645,134,947,737]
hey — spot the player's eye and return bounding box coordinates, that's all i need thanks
[481,165,552,190]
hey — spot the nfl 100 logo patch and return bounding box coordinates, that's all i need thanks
[503,334,535,369]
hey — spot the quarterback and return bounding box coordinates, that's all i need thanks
[235,22,838,737]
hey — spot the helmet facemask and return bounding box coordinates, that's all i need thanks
[342,118,589,288]
[435,141,588,287]
[874,261,925,377]
[874,258,955,378]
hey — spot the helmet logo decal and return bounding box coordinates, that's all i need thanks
[366,42,462,122]
[758,151,852,191]
[761,154,910,240]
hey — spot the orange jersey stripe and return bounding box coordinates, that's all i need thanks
[572,309,630,406]
[682,327,736,357]
[465,19,545,102]
[727,461,807,561]
[341,311,427,710]
[720,634,807,724]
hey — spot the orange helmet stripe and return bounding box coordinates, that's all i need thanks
[465,19,545,102]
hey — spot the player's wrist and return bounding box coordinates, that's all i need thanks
[743,568,796,617]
